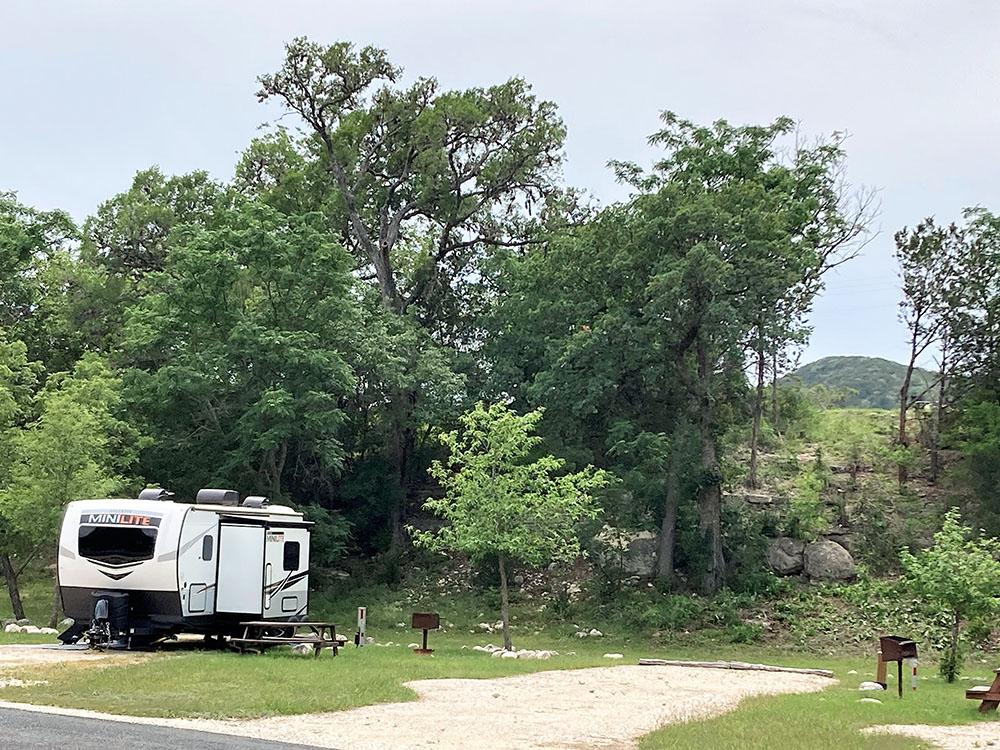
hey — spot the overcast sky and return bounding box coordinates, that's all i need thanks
[2,0,998,366]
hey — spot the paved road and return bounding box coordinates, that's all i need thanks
[0,707,323,750]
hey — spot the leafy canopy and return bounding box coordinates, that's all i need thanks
[0,354,141,548]
[414,403,608,567]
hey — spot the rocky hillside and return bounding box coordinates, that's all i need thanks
[783,355,935,409]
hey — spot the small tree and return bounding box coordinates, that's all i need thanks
[900,509,1000,682]
[413,403,607,651]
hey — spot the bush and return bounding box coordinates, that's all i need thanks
[301,504,351,568]
[722,503,782,596]
[634,594,703,631]
[725,622,764,644]
[783,456,831,541]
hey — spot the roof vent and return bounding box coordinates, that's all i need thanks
[242,495,269,509]
[196,488,240,506]
[138,488,174,501]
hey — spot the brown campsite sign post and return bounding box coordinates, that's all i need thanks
[411,612,440,654]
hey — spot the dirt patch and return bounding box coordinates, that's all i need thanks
[0,664,833,749]
[866,723,1000,749]
[0,645,113,669]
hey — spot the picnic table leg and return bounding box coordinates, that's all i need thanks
[980,700,999,713]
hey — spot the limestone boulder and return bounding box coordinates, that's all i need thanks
[766,537,805,576]
[595,526,659,578]
[804,539,857,581]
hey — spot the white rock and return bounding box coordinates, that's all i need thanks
[847,670,858,675]
[22,626,42,634]
[290,643,313,656]
[858,697,882,704]
[500,650,518,659]
[396,622,406,628]
[38,628,59,635]
[491,649,504,658]
[574,631,588,638]
[4,624,22,634]
[478,623,493,632]
[603,653,624,659]
[589,629,603,637]
[472,645,492,653]
[859,681,886,691]
[407,643,420,648]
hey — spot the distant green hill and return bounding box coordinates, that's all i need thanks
[783,356,936,409]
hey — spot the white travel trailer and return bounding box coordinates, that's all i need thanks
[57,488,312,646]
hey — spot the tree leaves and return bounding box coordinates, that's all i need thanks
[414,403,608,567]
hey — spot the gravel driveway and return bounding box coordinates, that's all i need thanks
[0,664,833,750]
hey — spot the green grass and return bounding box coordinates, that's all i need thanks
[642,655,999,749]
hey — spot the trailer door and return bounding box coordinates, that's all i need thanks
[262,527,309,619]
[215,524,264,615]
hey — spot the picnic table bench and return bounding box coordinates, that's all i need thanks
[230,621,346,657]
[965,669,1000,712]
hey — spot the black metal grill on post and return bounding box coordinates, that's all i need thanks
[878,635,918,698]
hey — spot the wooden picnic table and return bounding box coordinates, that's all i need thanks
[966,669,1000,712]
[230,620,346,657]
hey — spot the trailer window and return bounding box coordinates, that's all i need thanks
[201,535,214,561]
[283,541,300,571]
[78,525,157,565]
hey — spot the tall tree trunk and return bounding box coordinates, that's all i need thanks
[898,328,922,486]
[48,584,62,629]
[897,371,914,486]
[655,432,683,581]
[770,348,780,431]
[747,338,766,489]
[497,553,513,651]
[696,340,724,596]
[929,335,949,484]
[1,553,25,621]
[389,417,417,554]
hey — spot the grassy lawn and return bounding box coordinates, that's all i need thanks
[2,630,998,749]
[642,655,999,749]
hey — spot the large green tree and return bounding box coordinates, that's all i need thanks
[0,353,139,624]
[254,38,568,546]
[123,200,356,502]
[494,114,869,593]
[0,335,39,620]
[893,218,964,485]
